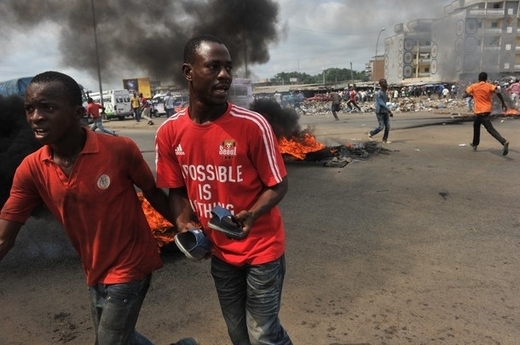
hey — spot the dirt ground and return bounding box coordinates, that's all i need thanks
[1,111,519,345]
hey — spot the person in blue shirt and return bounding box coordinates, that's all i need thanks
[293,90,306,114]
[368,79,393,144]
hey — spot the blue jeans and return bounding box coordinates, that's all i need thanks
[91,118,115,136]
[165,108,175,117]
[89,274,154,345]
[211,255,292,345]
[466,97,474,112]
[133,108,141,122]
[370,112,391,141]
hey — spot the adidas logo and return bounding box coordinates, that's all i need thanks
[175,144,185,155]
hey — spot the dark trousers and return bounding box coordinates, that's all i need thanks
[331,103,340,120]
[347,100,361,111]
[472,113,506,146]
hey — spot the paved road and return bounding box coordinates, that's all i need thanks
[1,110,519,345]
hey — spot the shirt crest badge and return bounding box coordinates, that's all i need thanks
[219,140,237,160]
[97,174,111,190]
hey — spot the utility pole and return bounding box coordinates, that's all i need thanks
[91,0,103,107]
[350,62,353,86]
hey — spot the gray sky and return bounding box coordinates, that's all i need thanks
[0,0,450,91]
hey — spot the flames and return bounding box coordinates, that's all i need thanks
[278,133,326,160]
[137,192,176,247]
[503,108,519,116]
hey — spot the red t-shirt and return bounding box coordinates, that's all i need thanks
[86,102,103,119]
[0,129,162,286]
[349,90,357,101]
[466,81,497,114]
[155,103,287,266]
[141,97,150,108]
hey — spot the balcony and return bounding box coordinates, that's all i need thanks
[481,27,504,36]
[412,45,433,54]
[461,0,489,7]
[416,58,432,65]
[468,8,505,18]
[484,45,501,51]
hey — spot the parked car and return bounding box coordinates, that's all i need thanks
[152,93,188,117]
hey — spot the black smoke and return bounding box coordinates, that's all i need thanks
[0,0,282,86]
[250,99,300,139]
[250,98,317,142]
[0,95,42,208]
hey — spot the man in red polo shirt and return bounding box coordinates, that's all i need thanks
[0,71,198,345]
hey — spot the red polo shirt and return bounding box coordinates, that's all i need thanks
[0,129,162,285]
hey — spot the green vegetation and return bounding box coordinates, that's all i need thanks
[268,68,367,85]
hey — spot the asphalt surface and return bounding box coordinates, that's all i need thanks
[1,109,519,345]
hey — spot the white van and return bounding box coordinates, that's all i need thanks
[88,89,133,120]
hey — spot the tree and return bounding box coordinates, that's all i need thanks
[267,67,366,85]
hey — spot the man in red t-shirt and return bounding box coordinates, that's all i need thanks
[346,87,362,112]
[139,93,155,125]
[0,71,197,345]
[464,72,509,155]
[86,97,116,136]
[155,35,292,345]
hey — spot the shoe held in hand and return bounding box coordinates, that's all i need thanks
[208,205,246,240]
[175,228,212,261]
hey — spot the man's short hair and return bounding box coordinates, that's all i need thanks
[30,71,83,106]
[478,72,488,81]
[183,34,225,64]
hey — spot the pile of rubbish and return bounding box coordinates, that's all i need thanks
[387,97,471,114]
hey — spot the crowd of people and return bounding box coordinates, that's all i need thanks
[0,28,516,345]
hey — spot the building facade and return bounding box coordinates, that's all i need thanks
[383,0,520,85]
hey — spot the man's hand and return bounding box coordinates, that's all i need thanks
[234,210,254,239]
[389,111,394,117]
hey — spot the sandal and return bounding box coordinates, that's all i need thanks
[174,228,212,261]
[208,206,245,239]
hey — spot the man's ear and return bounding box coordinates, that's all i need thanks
[182,63,192,81]
[75,105,86,120]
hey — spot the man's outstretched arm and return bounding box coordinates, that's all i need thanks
[0,219,23,260]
